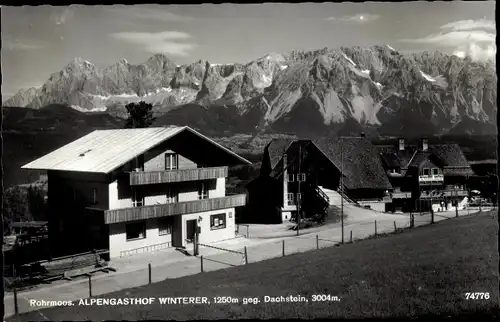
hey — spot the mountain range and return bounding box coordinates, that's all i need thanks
[4,45,497,137]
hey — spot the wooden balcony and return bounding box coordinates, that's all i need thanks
[419,189,467,199]
[129,166,228,185]
[443,190,468,197]
[104,194,246,224]
[392,191,412,199]
[418,174,444,185]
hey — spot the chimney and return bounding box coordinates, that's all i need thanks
[421,138,428,151]
[398,138,405,151]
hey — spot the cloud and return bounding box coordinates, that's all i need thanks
[399,30,495,45]
[440,18,495,32]
[3,36,46,51]
[325,13,381,24]
[50,7,75,25]
[398,19,496,62]
[109,31,196,56]
[105,6,192,23]
[452,43,497,62]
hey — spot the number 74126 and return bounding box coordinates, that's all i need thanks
[465,292,490,300]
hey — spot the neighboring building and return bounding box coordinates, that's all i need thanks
[245,136,392,224]
[378,138,474,213]
[22,126,250,259]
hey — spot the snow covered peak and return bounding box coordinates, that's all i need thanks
[419,70,436,82]
[341,52,356,66]
[386,44,396,52]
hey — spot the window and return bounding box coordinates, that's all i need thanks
[296,193,302,203]
[198,182,208,200]
[287,193,295,206]
[132,189,144,207]
[158,217,172,235]
[166,188,178,204]
[423,168,430,176]
[297,173,306,182]
[288,174,295,182]
[89,188,97,204]
[126,221,146,240]
[165,153,178,170]
[432,168,439,175]
[210,213,226,230]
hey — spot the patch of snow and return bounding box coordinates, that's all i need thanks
[114,93,139,98]
[361,69,370,75]
[386,44,396,52]
[374,82,383,89]
[259,74,273,88]
[92,94,110,100]
[341,52,356,66]
[266,55,271,60]
[280,65,288,70]
[419,70,436,82]
[70,105,106,113]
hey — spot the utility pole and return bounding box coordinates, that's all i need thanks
[418,170,422,216]
[430,179,434,224]
[296,144,302,236]
[340,142,344,244]
[466,174,470,216]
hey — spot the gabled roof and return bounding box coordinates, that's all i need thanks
[428,144,471,168]
[22,126,251,174]
[313,137,392,190]
[265,138,295,170]
[380,152,401,168]
[269,140,312,177]
[377,143,474,176]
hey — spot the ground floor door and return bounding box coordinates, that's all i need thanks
[186,219,197,243]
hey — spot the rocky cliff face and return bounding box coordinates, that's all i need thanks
[4,46,496,137]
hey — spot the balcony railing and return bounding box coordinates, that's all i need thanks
[418,174,444,184]
[392,191,412,199]
[104,194,246,224]
[419,189,467,199]
[442,190,468,197]
[129,166,228,185]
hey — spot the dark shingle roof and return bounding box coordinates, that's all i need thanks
[377,143,474,176]
[380,153,401,168]
[313,137,392,190]
[407,151,433,169]
[265,138,294,170]
[429,144,471,168]
[269,140,312,177]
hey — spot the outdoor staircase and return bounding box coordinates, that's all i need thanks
[296,184,331,225]
[318,186,358,206]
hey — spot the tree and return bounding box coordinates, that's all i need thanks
[124,101,156,129]
[27,185,47,221]
[2,186,28,235]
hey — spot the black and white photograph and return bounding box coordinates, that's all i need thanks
[1,1,498,320]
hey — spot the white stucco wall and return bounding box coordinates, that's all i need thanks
[108,219,173,258]
[181,208,236,247]
[109,180,133,210]
[358,201,387,212]
[108,207,236,258]
[209,178,226,198]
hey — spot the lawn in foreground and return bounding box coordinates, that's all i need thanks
[10,211,499,320]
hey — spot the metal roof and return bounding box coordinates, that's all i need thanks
[22,126,251,174]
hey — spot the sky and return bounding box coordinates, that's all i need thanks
[1,2,496,98]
